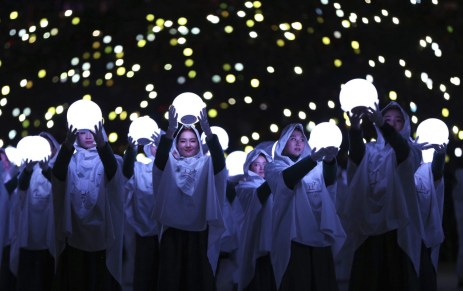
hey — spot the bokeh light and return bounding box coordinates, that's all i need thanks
[0,0,461,173]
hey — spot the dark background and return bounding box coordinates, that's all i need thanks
[1,0,462,263]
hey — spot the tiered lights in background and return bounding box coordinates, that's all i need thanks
[0,0,461,164]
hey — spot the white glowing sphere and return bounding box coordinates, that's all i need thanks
[67,99,102,131]
[339,78,379,113]
[17,136,52,162]
[4,146,22,166]
[416,118,449,163]
[128,116,160,145]
[201,126,229,150]
[308,122,343,149]
[416,118,449,145]
[226,150,247,176]
[172,92,206,125]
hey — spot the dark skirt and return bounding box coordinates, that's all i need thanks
[52,244,121,291]
[279,241,339,291]
[348,230,419,291]
[17,248,54,291]
[0,245,16,291]
[157,227,216,291]
[244,253,277,291]
[133,234,159,291]
[419,243,437,291]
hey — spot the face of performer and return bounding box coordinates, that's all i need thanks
[282,128,306,158]
[176,129,200,158]
[249,154,268,178]
[77,130,96,149]
[383,108,404,132]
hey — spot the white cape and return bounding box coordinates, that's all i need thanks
[52,145,125,284]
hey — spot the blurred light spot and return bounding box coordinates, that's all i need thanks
[270,124,279,133]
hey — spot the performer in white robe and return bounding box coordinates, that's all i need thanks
[152,106,227,291]
[10,132,59,291]
[52,122,124,291]
[265,123,345,291]
[414,143,446,291]
[453,167,463,286]
[0,154,10,282]
[340,101,422,291]
[235,148,276,291]
[0,148,19,291]
[123,139,160,291]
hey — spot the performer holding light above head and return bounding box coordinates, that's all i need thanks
[152,93,227,291]
[52,99,124,291]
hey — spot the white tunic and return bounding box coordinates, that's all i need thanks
[52,144,125,284]
[153,127,227,274]
[10,163,55,275]
[340,102,423,274]
[125,156,158,237]
[235,148,273,291]
[414,161,444,270]
[265,123,346,288]
[0,163,10,265]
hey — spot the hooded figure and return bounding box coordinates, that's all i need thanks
[341,101,423,291]
[0,147,19,291]
[234,148,275,291]
[10,132,60,291]
[123,140,160,291]
[0,152,9,264]
[52,123,124,290]
[453,168,463,286]
[265,123,345,290]
[413,142,446,289]
[152,106,227,291]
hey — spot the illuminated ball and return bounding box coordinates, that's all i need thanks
[201,126,229,150]
[4,146,22,166]
[416,118,449,145]
[128,116,160,145]
[172,92,206,125]
[226,150,247,176]
[416,118,449,163]
[339,78,379,113]
[17,136,52,162]
[308,122,343,149]
[67,99,102,131]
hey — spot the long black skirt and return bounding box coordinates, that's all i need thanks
[348,230,419,291]
[419,243,437,291]
[133,234,159,291]
[52,244,121,291]
[0,245,16,291]
[157,228,216,291]
[279,242,339,291]
[244,253,277,291]
[17,248,54,291]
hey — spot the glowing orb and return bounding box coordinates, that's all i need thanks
[308,122,343,149]
[128,116,160,145]
[17,136,52,162]
[339,78,379,113]
[226,150,247,176]
[416,118,449,163]
[4,146,22,166]
[416,118,449,145]
[172,92,206,125]
[201,126,229,150]
[67,99,102,131]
